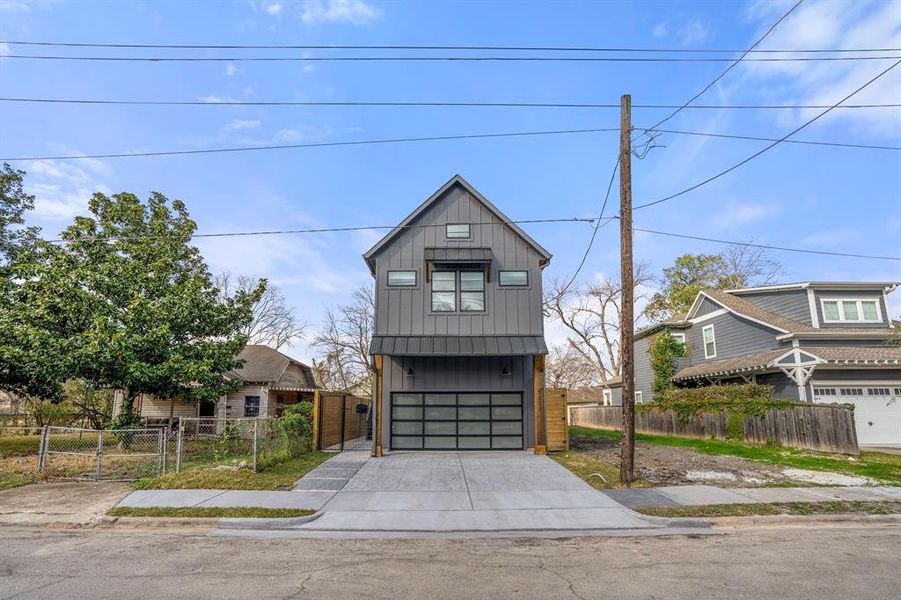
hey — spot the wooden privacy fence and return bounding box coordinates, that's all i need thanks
[545,388,569,452]
[314,392,371,451]
[570,403,859,455]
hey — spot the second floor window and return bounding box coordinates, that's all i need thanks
[387,270,417,287]
[702,325,716,359]
[431,270,485,312]
[446,223,470,239]
[821,299,881,323]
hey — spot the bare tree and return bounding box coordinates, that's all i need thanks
[721,244,783,288]
[216,272,307,349]
[545,262,654,382]
[311,284,375,395]
[545,343,601,389]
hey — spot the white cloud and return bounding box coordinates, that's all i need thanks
[677,20,710,45]
[800,228,860,247]
[713,200,780,227]
[652,23,668,39]
[0,42,9,56]
[198,94,224,103]
[274,124,330,142]
[224,63,244,76]
[265,1,283,17]
[299,0,381,26]
[739,0,901,138]
[225,119,262,131]
[25,157,113,220]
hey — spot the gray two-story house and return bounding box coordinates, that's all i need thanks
[633,282,901,445]
[363,175,551,454]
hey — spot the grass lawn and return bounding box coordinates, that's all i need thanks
[0,436,41,491]
[636,500,901,518]
[551,450,651,489]
[107,506,315,519]
[133,451,333,490]
[569,427,901,486]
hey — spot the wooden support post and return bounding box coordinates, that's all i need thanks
[311,389,321,451]
[619,93,636,486]
[373,355,384,457]
[533,354,547,455]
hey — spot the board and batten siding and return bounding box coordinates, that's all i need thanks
[734,289,812,325]
[380,355,535,450]
[813,290,891,328]
[373,183,544,337]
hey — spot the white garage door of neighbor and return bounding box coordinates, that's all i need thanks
[813,386,901,445]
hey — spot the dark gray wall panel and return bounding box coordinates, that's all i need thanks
[756,372,801,399]
[695,297,723,317]
[684,312,782,364]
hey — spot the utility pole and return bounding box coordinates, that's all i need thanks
[619,94,635,486]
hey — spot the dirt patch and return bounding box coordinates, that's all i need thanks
[0,481,131,526]
[570,435,830,487]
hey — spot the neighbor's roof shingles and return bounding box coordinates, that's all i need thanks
[226,345,317,389]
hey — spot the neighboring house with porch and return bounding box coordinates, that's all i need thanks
[633,282,901,445]
[113,344,318,425]
[364,174,551,453]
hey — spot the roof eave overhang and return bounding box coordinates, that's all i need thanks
[687,291,791,334]
[776,331,901,341]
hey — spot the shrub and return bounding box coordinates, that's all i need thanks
[648,329,688,397]
[640,383,795,424]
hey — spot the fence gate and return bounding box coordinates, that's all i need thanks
[38,426,165,481]
[318,394,371,451]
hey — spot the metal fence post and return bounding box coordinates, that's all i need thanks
[37,425,49,471]
[161,427,169,475]
[156,429,164,477]
[175,426,183,473]
[252,418,259,472]
[95,430,104,481]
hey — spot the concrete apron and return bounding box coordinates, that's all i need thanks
[219,451,704,537]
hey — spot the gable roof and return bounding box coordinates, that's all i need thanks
[362,174,552,274]
[693,289,811,333]
[226,345,317,390]
[727,281,899,294]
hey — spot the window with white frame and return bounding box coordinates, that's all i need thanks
[635,391,643,404]
[821,299,882,323]
[603,389,612,406]
[244,396,260,417]
[671,332,686,346]
[702,324,716,359]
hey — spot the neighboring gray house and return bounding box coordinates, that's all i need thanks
[364,175,551,453]
[633,282,901,445]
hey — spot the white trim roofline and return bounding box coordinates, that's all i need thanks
[727,281,899,294]
[686,291,791,334]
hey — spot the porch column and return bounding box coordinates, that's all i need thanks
[533,354,547,454]
[372,355,384,457]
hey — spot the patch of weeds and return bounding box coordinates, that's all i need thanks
[635,500,901,519]
[551,449,650,489]
[133,452,332,491]
[107,506,315,519]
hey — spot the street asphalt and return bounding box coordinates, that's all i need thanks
[0,524,899,599]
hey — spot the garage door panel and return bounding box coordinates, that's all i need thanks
[813,385,901,445]
[391,392,524,451]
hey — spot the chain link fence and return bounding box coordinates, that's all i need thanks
[38,426,166,481]
[174,417,309,473]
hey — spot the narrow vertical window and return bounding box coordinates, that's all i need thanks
[244,396,260,417]
[702,324,716,359]
[432,271,456,312]
[460,270,485,311]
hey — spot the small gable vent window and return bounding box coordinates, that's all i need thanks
[499,270,528,287]
[387,270,417,287]
[446,223,470,239]
[821,299,881,323]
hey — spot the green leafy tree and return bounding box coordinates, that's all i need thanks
[645,246,782,322]
[18,191,265,423]
[0,164,65,400]
[648,329,688,397]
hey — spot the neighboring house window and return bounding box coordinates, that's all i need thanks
[635,391,643,404]
[387,270,417,287]
[702,325,716,359]
[460,271,485,311]
[603,389,612,406]
[244,396,260,417]
[499,270,528,286]
[432,271,457,312]
[671,332,686,346]
[446,223,470,239]
[821,299,881,323]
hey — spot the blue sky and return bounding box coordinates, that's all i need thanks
[1,0,899,362]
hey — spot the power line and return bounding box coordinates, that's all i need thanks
[3,40,898,53]
[633,227,901,262]
[650,128,901,151]
[634,58,901,210]
[5,53,899,63]
[3,97,898,110]
[647,0,804,132]
[6,123,896,163]
[45,217,596,244]
[1,127,621,161]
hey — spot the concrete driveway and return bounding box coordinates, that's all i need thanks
[275,451,669,534]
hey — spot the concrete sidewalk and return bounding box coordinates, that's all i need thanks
[602,485,901,508]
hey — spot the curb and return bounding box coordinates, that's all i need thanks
[707,513,901,528]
